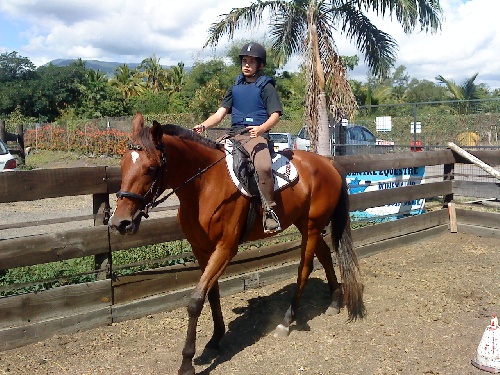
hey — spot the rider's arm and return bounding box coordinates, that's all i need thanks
[193,107,228,133]
[250,111,280,137]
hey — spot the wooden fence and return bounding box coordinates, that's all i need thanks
[0,149,499,351]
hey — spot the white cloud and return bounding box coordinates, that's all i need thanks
[1,0,499,89]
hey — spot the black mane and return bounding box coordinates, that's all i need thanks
[161,124,219,149]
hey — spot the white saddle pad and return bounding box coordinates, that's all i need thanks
[223,139,298,197]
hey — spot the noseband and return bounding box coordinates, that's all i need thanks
[116,143,167,219]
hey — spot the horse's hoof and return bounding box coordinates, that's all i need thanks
[177,361,196,375]
[325,305,341,315]
[178,367,195,375]
[326,285,343,315]
[273,324,290,338]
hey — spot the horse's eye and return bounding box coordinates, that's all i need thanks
[147,166,157,175]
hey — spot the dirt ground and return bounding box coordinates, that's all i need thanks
[0,231,498,375]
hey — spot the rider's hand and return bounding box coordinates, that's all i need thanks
[248,125,262,138]
[193,124,205,134]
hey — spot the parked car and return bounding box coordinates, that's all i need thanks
[269,132,296,152]
[0,138,17,171]
[293,124,391,155]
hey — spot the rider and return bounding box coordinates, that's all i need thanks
[193,42,283,234]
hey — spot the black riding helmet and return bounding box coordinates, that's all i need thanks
[239,42,266,66]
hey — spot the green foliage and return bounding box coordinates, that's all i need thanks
[112,240,194,276]
[3,105,37,133]
[0,51,36,82]
[127,90,171,114]
[1,48,500,140]
[0,257,95,296]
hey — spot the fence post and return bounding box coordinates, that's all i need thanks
[0,120,5,141]
[442,162,454,208]
[17,124,25,164]
[93,193,112,281]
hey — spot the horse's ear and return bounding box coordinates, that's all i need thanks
[132,112,144,136]
[151,120,163,145]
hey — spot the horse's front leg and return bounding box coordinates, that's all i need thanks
[274,227,320,338]
[179,285,205,375]
[195,281,225,364]
[178,250,231,375]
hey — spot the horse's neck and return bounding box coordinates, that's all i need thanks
[165,138,224,194]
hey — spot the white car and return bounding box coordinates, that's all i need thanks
[269,132,296,152]
[0,138,17,171]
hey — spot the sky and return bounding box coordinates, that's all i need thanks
[1,0,499,90]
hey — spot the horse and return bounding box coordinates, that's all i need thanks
[109,112,365,375]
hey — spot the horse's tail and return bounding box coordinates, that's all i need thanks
[331,174,366,321]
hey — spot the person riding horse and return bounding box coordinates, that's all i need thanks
[193,42,283,234]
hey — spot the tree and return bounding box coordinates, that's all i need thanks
[204,0,443,155]
[435,73,481,113]
[139,55,168,93]
[405,78,446,103]
[391,65,410,102]
[28,61,87,121]
[0,51,36,82]
[110,64,145,99]
[168,62,186,93]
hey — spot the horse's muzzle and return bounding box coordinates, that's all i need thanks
[108,210,146,235]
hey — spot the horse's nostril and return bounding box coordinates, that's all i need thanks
[120,220,133,232]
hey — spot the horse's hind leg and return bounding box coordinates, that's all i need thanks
[315,236,343,315]
[274,227,319,338]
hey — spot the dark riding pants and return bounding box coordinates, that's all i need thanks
[233,133,275,209]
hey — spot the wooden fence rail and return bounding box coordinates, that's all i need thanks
[0,148,499,351]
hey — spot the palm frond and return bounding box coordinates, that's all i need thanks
[337,3,397,78]
[269,4,308,67]
[204,1,280,48]
[355,0,442,33]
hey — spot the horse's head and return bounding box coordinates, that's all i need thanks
[109,112,166,235]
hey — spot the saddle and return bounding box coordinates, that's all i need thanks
[222,138,298,198]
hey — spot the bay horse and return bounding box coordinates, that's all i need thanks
[109,113,365,375]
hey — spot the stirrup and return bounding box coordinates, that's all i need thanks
[263,209,282,234]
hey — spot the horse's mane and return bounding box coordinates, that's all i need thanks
[161,124,219,150]
[131,123,220,161]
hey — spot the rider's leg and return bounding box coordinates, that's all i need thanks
[242,136,281,233]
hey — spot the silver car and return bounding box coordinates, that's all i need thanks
[293,124,383,155]
[269,132,296,152]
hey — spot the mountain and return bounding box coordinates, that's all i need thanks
[48,59,144,77]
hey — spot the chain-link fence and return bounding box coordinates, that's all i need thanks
[354,98,500,152]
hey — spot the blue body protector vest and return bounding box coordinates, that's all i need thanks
[231,74,273,127]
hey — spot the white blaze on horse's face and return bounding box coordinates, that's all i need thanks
[131,150,140,164]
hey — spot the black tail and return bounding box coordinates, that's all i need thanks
[331,174,366,321]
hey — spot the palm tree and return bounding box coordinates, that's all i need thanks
[139,55,168,93]
[435,73,480,113]
[110,64,146,99]
[205,0,443,155]
[80,69,109,116]
[168,62,186,93]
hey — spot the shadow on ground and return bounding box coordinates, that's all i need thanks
[196,277,333,374]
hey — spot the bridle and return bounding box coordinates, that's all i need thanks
[116,143,167,219]
[115,128,250,220]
